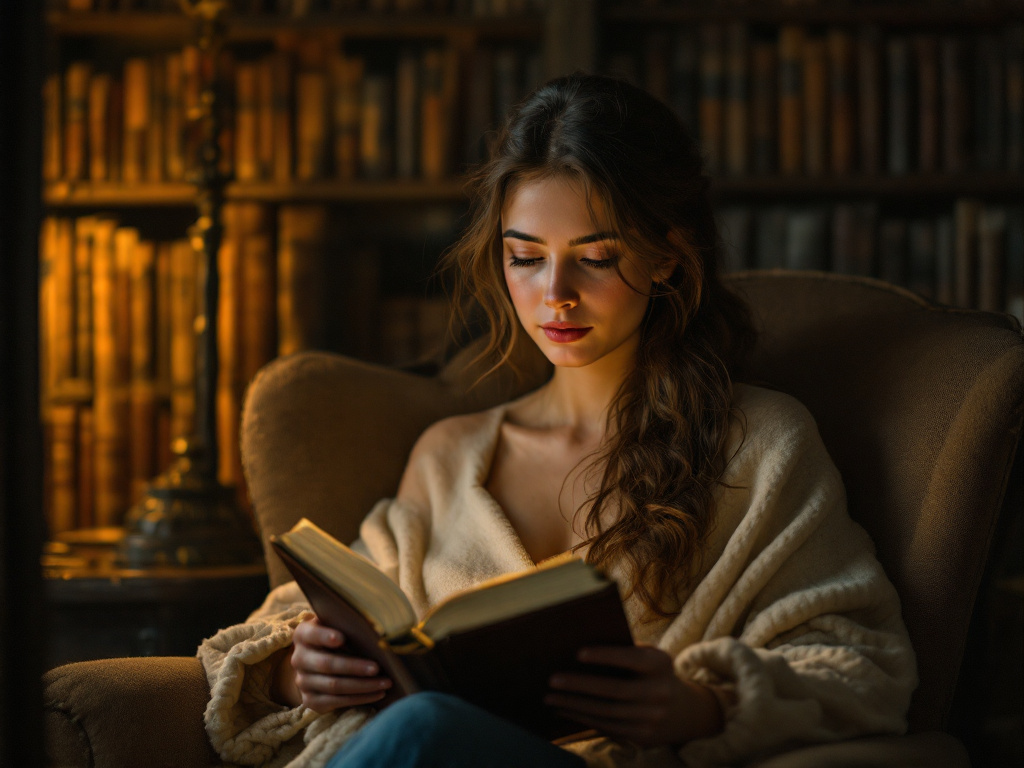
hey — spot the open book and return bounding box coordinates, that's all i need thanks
[271,518,634,741]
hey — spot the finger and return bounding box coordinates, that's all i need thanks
[551,709,657,744]
[293,649,381,677]
[295,671,392,697]
[544,691,665,723]
[294,618,345,649]
[549,672,655,702]
[301,690,387,714]
[577,645,672,676]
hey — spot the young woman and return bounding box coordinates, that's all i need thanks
[199,74,917,768]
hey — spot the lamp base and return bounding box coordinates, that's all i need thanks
[116,437,263,568]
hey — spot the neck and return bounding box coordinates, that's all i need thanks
[534,336,637,438]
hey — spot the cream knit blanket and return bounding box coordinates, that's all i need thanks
[198,384,917,768]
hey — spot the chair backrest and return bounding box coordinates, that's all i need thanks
[240,270,1024,734]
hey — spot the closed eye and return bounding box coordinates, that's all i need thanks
[508,254,541,268]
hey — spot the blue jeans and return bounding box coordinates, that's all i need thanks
[325,692,587,768]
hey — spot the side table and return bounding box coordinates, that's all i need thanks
[43,527,269,669]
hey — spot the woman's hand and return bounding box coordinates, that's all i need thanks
[544,644,724,747]
[274,617,392,713]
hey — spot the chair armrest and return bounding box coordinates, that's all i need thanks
[750,731,971,768]
[43,656,218,768]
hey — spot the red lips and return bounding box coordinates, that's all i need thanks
[541,323,592,343]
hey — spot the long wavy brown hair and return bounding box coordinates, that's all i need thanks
[441,73,757,617]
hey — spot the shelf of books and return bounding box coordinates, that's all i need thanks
[600,0,1024,323]
[40,0,545,537]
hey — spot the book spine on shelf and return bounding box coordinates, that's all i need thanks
[914,34,939,174]
[907,218,936,300]
[256,56,275,181]
[395,49,420,180]
[92,220,130,526]
[940,35,968,173]
[461,46,493,166]
[724,23,749,177]
[130,239,158,504]
[48,404,79,536]
[784,207,828,271]
[827,29,854,176]
[935,215,955,306]
[277,204,328,357]
[421,48,455,181]
[73,216,95,383]
[52,217,75,390]
[296,65,329,181]
[170,238,197,442]
[218,49,237,179]
[857,26,882,176]
[87,73,111,182]
[954,198,982,309]
[146,55,166,183]
[122,57,150,184]
[886,36,911,176]
[777,25,803,176]
[217,203,242,488]
[750,41,776,175]
[43,73,63,183]
[670,29,698,137]
[698,24,724,177]
[802,35,827,177]
[331,53,364,181]
[977,207,1007,313]
[360,72,394,180]
[271,47,295,182]
[878,218,908,288]
[1007,26,1024,173]
[235,61,261,182]
[165,51,186,181]
[64,61,92,182]
[78,405,95,529]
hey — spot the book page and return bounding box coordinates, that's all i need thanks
[420,556,612,641]
[275,518,417,638]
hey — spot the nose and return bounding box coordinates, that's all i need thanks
[543,261,580,310]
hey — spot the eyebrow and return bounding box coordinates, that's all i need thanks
[501,229,617,247]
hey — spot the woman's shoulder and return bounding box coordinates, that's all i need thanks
[413,402,508,452]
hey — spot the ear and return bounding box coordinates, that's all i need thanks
[655,229,689,283]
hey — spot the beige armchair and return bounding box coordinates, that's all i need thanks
[43,271,1024,767]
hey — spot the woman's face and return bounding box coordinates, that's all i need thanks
[501,175,654,371]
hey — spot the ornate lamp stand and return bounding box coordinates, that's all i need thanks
[118,0,262,567]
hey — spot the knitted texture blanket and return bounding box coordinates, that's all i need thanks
[198,384,917,768]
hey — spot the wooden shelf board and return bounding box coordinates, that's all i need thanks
[47,11,542,42]
[711,173,1024,198]
[45,181,198,207]
[604,5,1024,27]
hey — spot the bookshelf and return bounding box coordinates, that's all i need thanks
[38,1,552,542]
[597,0,1024,320]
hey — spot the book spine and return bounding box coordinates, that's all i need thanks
[73,216,95,382]
[38,218,57,399]
[241,206,277,384]
[827,29,854,176]
[954,198,981,308]
[217,49,236,179]
[217,203,242,487]
[331,53,364,181]
[271,47,295,182]
[395,49,420,180]
[296,69,329,181]
[461,46,493,166]
[935,214,956,305]
[940,36,968,173]
[257,56,275,181]
[78,405,95,529]
[43,73,63,182]
[361,72,394,180]
[165,51,186,181]
[92,220,130,525]
[130,239,157,502]
[724,23,749,177]
[106,77,124,183]
[750,41,776,175]
[183,45,204,177]
[48,404,79,535]
[802,35,827,177]
[913,34,939,174]
[886,36,911,176]
[1006,26,1024,173]
[170,238,197,441]
[235,61,261,182]
[277,204,328,357]
[974,32,1004,172]
[670,30,698,135]
[783,208,827,271]
[421,48,454,181]
[52,217,76,389]
[777,25,803,176]
[907,218,936,300]
[698,24,724,176]
[64,61,92,181]
[122,57,150,184]
[878,218,908,288]
[857,26,883,175]
[977,207,1007,313]
[146,55,166,182]
[87,72,111,181]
